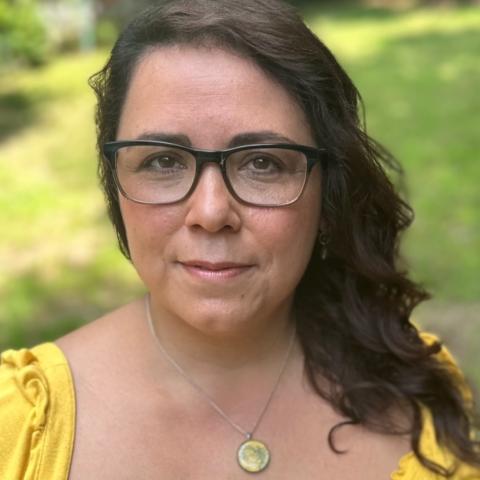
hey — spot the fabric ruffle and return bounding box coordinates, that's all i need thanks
[390,333,478,479]
[0,344,75,480]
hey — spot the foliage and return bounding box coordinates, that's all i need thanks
[95,18,118,48]
[0,0,48,67]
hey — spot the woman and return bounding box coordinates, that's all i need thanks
[1,0,478,478]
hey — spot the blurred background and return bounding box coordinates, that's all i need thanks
[0,0,479,393]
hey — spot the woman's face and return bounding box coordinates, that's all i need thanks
[117,45,322,336]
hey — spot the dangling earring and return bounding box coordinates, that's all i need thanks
[317,231,330,260]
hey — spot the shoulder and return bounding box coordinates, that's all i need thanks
[0,343,75,478]
[392,407,480,479]
[54,298,149,380]
[419,331,474,405]
[391,332,479,479]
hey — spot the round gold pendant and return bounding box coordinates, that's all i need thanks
[237,438,270,473]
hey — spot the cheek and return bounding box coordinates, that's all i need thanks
[269,183,322,273]
[119,199,181,261]
[250,201,320,273]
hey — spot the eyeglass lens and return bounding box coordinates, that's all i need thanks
[115,145,309,206]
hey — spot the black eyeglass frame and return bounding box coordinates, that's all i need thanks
[102,140,328,207]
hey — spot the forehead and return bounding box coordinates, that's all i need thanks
[117,45,314,148]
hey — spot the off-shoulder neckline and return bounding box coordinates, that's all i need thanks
[33,341,416,479]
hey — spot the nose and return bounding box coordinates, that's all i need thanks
[184,164,242,233]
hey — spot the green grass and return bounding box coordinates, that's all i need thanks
[1,6,479,389]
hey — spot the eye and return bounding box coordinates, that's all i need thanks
[240,154,284,174]
[140,153,188,172]
[250,157,278,171]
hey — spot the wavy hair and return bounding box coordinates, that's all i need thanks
[89,0,479,475]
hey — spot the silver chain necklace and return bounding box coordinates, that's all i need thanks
[145,294,296,473]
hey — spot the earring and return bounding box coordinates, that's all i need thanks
[317,231,330,260]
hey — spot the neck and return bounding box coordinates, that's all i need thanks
[145,293,297,385]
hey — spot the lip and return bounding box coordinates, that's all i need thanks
[178,260,254,280]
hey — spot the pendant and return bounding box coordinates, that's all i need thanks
[237,438,270,473]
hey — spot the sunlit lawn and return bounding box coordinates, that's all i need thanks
[1,6,479,389]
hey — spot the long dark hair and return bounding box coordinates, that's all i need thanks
[89,0,479,475]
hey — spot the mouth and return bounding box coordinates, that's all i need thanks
[178,260,254,280]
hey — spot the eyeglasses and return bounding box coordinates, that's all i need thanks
[102,140,327,207]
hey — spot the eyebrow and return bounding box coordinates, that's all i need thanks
[133,131,298,148]
[136,132,192,146]
[227,131,297,147]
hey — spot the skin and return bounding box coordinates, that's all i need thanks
[56,44,411,479]
[116,44,323,376]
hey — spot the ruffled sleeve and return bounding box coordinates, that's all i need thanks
[392,408,480,479]
[0,343,75,480]
[390,332,480,479]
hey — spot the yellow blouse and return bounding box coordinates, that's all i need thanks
[0,339,478,479]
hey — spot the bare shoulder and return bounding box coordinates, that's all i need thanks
[56,299,143,354]
[324,397,412,474]
[319,414,411,477]
[54,298,151,385]
[292,375,412,478]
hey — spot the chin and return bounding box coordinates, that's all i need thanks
[190,310,254,336]
[173,300,263,337]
